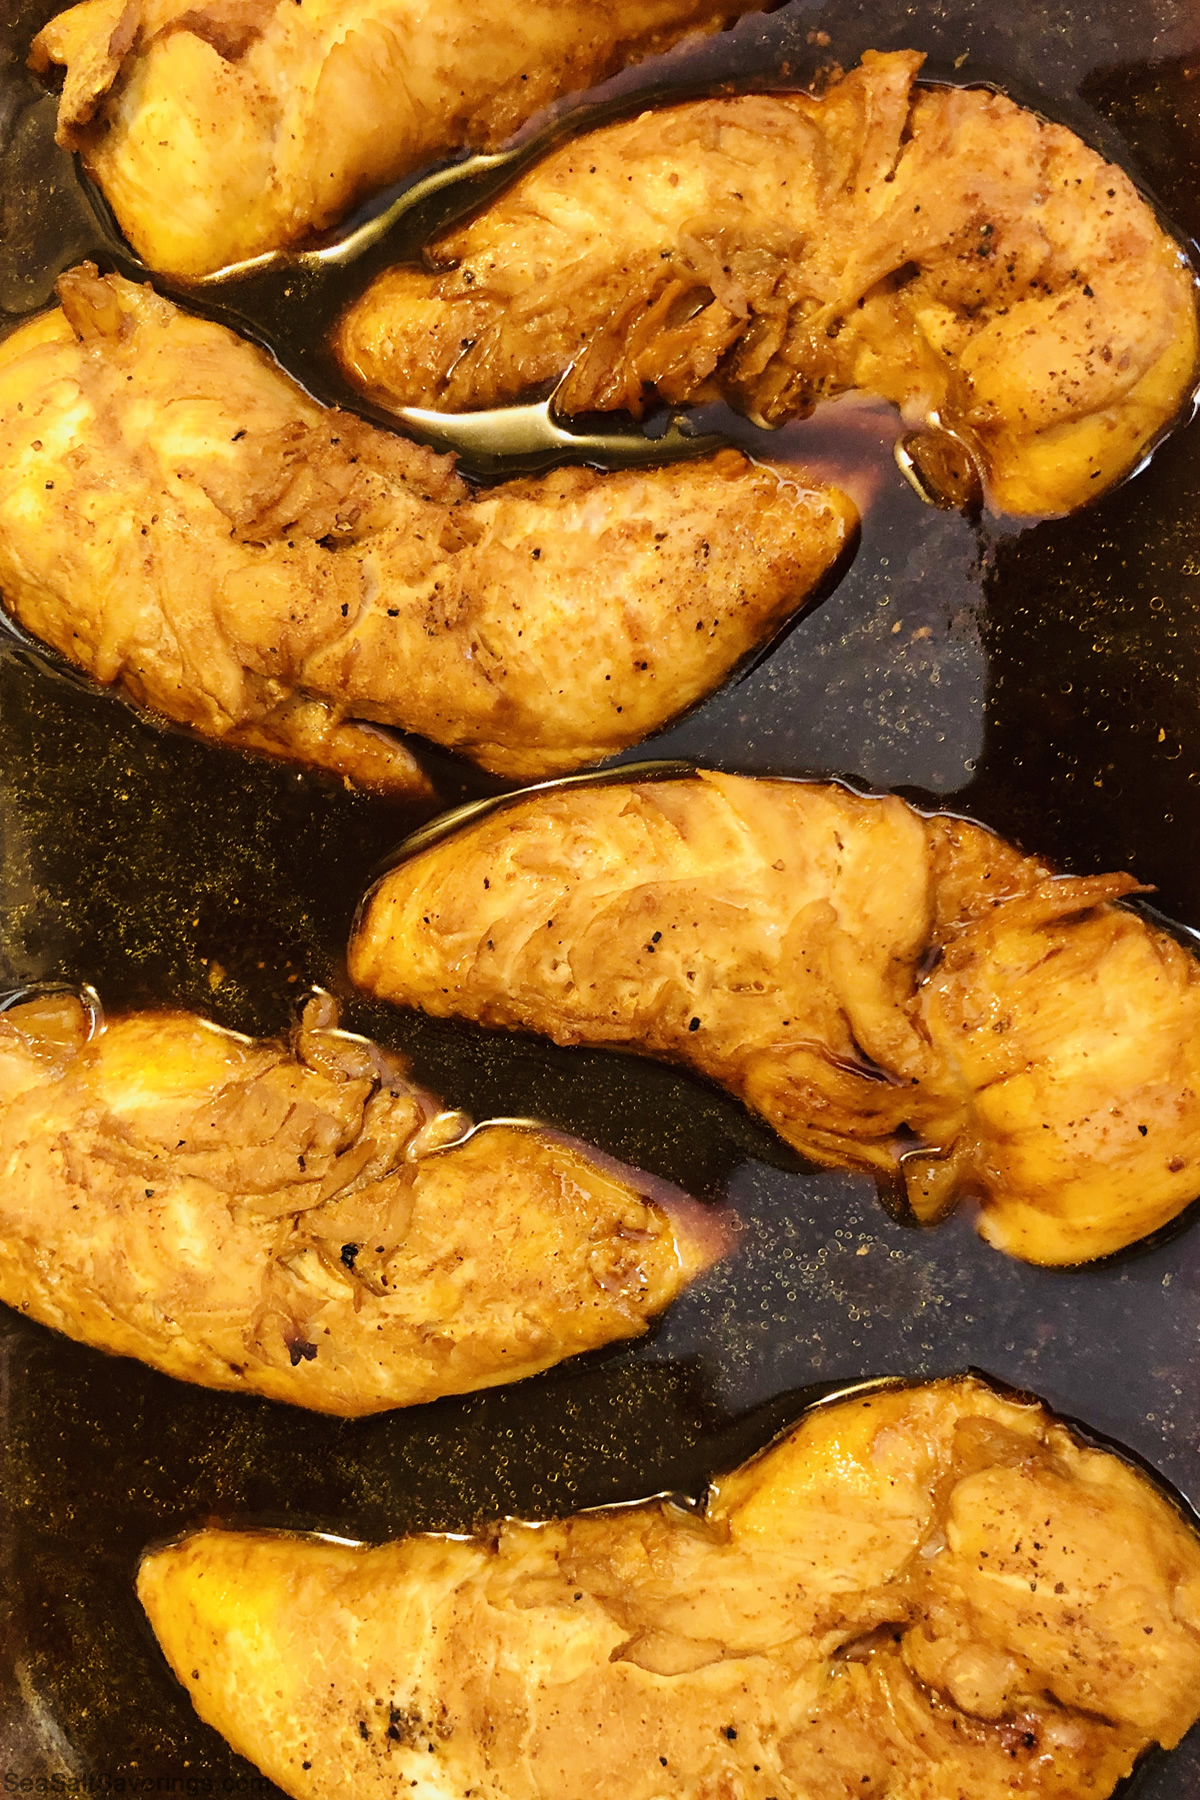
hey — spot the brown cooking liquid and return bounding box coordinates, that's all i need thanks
[3,0,1200,1792]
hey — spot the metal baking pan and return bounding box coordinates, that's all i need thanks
[2,0,1200,1789]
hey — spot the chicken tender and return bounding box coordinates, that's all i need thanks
[0,988,721,1415]
[29,0,772,278]
[138,1375,1200,1800]
[349,770,1200,1265]
[0,267,852,791]
[338,51,1200,516]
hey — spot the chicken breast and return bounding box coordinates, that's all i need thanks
[138,1374,1200,1800]
[349,770,1200,1265]
[0,267,853,792]
[337,50,1200,517]
[29,0,772,278]
[0,988,722,1415]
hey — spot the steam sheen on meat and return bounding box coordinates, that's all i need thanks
[0,990,720,1414]
[0,268,852,790]
[350,771,1200,1265]
[30,0,772,277]
[338,51,1199,516]
[137,1376,1200,1800]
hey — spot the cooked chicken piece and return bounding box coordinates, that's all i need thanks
[0,267,852,792]
[138,1374,1200,1800]
[30,0,772,278]
[0,988,721,1415]
[338,50,1199,517]
[350,770,1200,1265]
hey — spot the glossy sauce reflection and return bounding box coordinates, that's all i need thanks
[2,0,1200,1792]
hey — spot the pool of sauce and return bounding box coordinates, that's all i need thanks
[2,0,1200,1791]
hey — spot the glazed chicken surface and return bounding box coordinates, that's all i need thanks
[0,989,719,1414]
[338,50,1199,517]
[0,267,851,790]
[29,0,771,278]
[350,770,1200,1265]
[138,1375,1200,1800]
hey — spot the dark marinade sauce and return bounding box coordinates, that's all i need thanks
[2,0,1200,1791]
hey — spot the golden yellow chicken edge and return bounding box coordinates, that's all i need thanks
[336,49,1200,519]
[348,768,1200,1267]
[0,266,856,792]
[0,986,727,1415]
[136,1373,1200,1800]
[29,0,776,278]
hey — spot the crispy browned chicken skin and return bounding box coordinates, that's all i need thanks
[338,50,1199,517]
[350,770,1200,1265]
[138,1375,1200,1800]
[30,0,771,278]
[0,989,720,1414]
[0,268,852,791]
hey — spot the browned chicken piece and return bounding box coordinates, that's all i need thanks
[350,770,1200,1265]
[29,0,773,279]
[0,988,722,1415]
[0,267,853,792]
[138,1374,1200,1800]
[338,50,1199,517]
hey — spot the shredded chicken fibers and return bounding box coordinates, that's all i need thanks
[138,1376,1200,1799]
[30,0,772,276]
[0,267,853,790]
[338,51,1199,516]
[0,989,721,1414]
[351,770,1200,1265]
